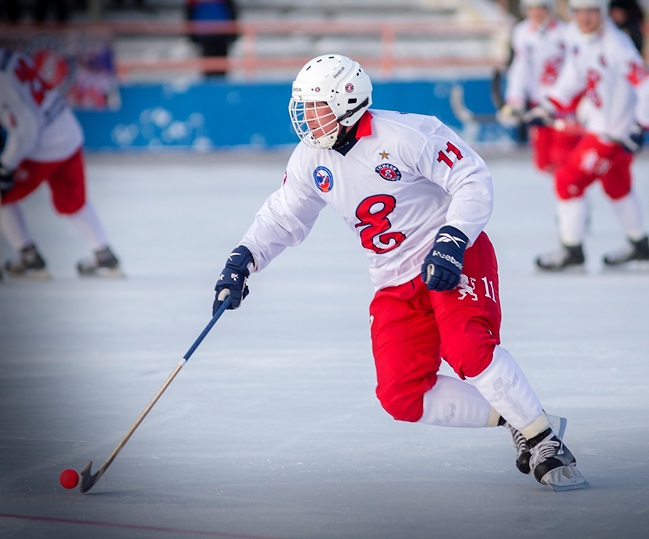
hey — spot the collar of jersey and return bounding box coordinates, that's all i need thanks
[334,111,373,156]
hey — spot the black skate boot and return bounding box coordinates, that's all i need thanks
[5,243,50,279]
[504,422,531,475]
[602,236,649,269]
[528,428,589,491]
[535,243,585,272]
[77,246,124,278]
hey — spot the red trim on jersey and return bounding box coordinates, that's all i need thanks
[356,111,373,139]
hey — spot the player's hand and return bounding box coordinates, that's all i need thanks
[213,245,255,314]
[421,226,468,291]
[523,106,554,127]
[622,123,645,153]
[496,104,523,127]
[0,164,14,196]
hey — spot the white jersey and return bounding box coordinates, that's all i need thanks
[545,18,646,142]
[239,110,494,291]
[0,48,83,170]
[505,17,567,109]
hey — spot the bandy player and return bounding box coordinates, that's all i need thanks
[0,46,122,279]
[212,54,589,491]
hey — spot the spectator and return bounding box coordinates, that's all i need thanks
[186,0,239,77]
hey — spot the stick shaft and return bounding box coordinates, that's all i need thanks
[93,297,231,479]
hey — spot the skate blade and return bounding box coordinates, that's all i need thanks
[602,260,649,273]
[6,269,52,280]
[78,267,126,279]
[535,265,587,275]
[542,465,590,492]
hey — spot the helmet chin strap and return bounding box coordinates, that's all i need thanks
[335,98,370,124]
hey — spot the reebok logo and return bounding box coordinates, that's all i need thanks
[432,250,463,270]
[436,233,466,248]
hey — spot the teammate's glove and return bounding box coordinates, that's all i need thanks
[523,106,554,127]
[496,104,523,127]
[213,245,255,314]
[0,164,14,196]
[622,123,645,153]
[421,226,468,291]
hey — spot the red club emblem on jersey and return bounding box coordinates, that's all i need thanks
[375,163,402,181]
[313,166,334,193]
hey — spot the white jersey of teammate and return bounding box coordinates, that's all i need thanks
[239,110,494,291]
[505,16,567,109]
[546,18,645,141]
[0,48,83,170]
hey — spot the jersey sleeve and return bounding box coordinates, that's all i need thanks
[504,23,530,109]
[239,159,327,272]
[415,122,494,245]
[0,67,40,170]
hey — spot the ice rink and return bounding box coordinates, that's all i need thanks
[1,149,648,539]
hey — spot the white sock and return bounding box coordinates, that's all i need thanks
[467,345,548,439]
[556,197,588,246]
[0,202,33,251]
[62,202,109,251]
[610,191,646,241]
[418,375,500,428]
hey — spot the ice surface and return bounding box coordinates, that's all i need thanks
[1,150,648,539]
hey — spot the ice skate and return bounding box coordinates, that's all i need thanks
[535,244,585,272]
[503,413,566,475]
[504,422,531,474]
[4,243,51,279]
[77,246,124,278]
[602,236,649,270]
[528,428,590,491]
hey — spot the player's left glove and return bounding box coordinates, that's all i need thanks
[421,226,468,291]
[0,164,14,196]
[523,106,554,127]
[622,122,645,153]
[496,104,523,127]
[213,245,255,314]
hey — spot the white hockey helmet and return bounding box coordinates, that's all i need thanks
[568,0,607,11]
[289,54,373,149]
[521,0,554,8]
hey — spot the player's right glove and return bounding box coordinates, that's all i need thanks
[0,164,14,196]
[421,226,469,291]
[213,245,255,314]
[523,106,554,127]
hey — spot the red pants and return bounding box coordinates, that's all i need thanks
[530,124,582,174]
[554,134,633,200]
[3,148,87,214]
[369,232,502,422]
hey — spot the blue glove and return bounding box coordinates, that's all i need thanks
[622,123,645,153]
[0,164,14,196]
[213,245,254,314]
[421,226,468,291]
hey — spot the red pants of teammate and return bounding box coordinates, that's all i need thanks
[369,232,502,423]
[554,134,633,200]
[2,148,87,214]
[530,124,582,174]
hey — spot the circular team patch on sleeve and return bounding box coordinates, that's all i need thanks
[313,166,334,193]
[375,163,402,181]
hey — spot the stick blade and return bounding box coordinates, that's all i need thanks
[79,460,100,493]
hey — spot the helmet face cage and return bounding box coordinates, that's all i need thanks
[289,54,373,148]
[289,99,340,149]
